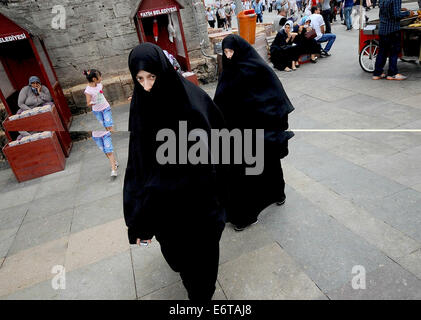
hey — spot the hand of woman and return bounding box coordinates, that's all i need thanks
[136,239,152,246]
[36,84,42,94]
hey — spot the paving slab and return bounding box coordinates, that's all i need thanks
[327,135,399,166]
[60,250,136,300]
[1,275,62,300]
[71,193,123,233]
[219,223,274,265]
[218,243,327,300]
[284,163,421,260]
[140,280,227,300]
[360,188,421,243]
[326,260,421,300]
[259,187,391,293]
[363,150,421,188]
[24,189,77,223]
[8,209,73,255]
[396,249,421,280]
[34,173,80,200]
[368,102,421,126]
[132,241,181,298]
[331,93,389,115]
[285,141,361,182]
[325,111,401,129]
[398,93,421,109]
[65,218,128,272]
[0,226,19,259]
[74,174,122,207]
[0,184,38,211]
[0,237,68,297]
[0,203,28,231]
[343,131,421,152]
[318,160,407,203]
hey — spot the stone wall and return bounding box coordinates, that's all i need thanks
[2,0,214,88]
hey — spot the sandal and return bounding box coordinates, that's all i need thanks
[284,67,292,72]
[372,73,386,80]
[386,74,407,81]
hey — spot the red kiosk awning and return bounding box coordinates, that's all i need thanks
[0,8,72,157]
[132,0,192,72]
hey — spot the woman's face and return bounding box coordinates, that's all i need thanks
[136,70,157,92]
[224,48,234,60]
[31,81,41,89]
[285,24,291,33]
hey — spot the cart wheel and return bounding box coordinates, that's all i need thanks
[359,43,379,73]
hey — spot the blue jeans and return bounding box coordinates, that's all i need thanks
[92,131,114,154]
[373,31,401,77]
[344,6,352,29]
[317,33,336,52]
[93,106,113,128]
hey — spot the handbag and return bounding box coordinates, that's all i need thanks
[305,29,317,39]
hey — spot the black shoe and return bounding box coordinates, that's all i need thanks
[234,219,258,232]
[276,199,286,206]
[321,50,331,56]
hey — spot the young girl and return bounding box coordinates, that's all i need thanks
[83,69,118,177]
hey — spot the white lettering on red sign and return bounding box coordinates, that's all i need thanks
[139,6,177,18]
[0,33,27,44]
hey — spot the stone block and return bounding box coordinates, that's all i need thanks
[113,2,133,18]
[326,261,421,300]
[218,243,326,300]
[101,76,127,106]
[8,209,73,255]
[132,241,181,298]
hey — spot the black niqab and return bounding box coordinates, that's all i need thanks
[213,35,295,227]
[123,43,226,244]
[215,34,294,153]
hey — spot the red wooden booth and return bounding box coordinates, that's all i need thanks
[0,11,72,181]
[132,0,199,85]
[0,12,72,156]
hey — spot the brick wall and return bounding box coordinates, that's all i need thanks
[2,0,212,87]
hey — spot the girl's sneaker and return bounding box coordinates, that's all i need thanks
[111,170,118,177]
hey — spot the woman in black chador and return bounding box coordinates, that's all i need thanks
[270,20,301,71]
[214,35,294,231]
[123,43,226,301]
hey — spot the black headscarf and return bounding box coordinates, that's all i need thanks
[214,35,294,151]
[123,43,226,244]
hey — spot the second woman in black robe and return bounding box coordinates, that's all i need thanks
[270,21,301,71]
[214,35,295,231]
[123,43,226,300]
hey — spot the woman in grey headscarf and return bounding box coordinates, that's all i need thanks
[17,76,53,114]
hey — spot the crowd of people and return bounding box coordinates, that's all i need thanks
[206,1,236,30]
[271,4,337,71]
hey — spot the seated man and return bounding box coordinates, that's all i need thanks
[310,6,336,56]
[273,6,288,32]
[17,76,53,114]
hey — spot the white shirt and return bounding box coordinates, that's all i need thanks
[310,13,325,40]
[207,11,215,21]
[218,8,226,19]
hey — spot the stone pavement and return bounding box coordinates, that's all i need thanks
[1,4,421,299]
